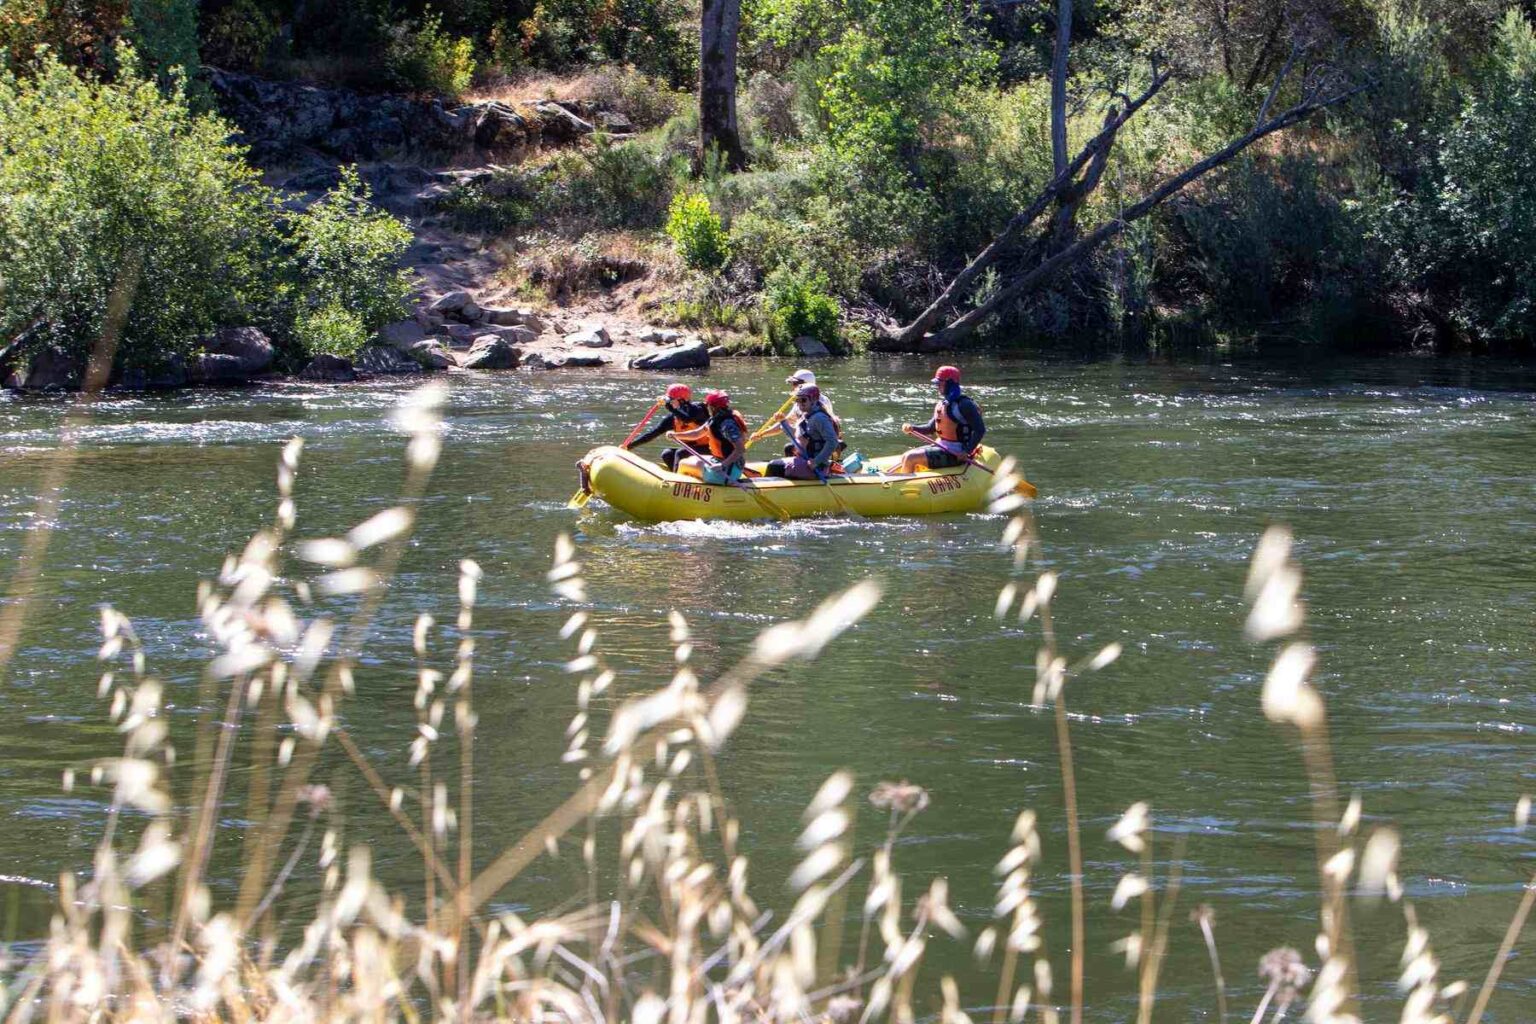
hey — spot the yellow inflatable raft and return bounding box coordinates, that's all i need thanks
[574,445,1010,521]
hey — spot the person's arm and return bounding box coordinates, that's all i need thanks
[907,406,938,437]
[627,412,677,448]
[717,418,746,468]
[673,422,709,445]
[809,415,837,470]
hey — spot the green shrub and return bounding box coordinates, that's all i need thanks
[763,264,839,352]
[439,166,543,234]
[586,64,682,128]
[665,191,731,271]
[0,50,273,368]
[382,10,475,97]
[287,166,413,341]
[292,301,368,359]
[541,138,683,229]
[201,0,281,72]
[128,0,200,95]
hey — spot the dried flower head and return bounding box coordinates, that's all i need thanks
[869,780,931,816]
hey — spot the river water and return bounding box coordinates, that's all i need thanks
[2,355,1534,1020]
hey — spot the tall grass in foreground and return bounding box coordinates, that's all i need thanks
[0,382,1530,1024]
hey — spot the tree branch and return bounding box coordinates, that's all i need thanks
[896,76,1368,351]
[877,66,1171,347]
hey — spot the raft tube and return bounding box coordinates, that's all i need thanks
[575,444,1009,521]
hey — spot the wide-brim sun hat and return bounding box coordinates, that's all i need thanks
[786,369,816,385]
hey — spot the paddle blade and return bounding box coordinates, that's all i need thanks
[566,489,593,509]
[1015,479,1039,499]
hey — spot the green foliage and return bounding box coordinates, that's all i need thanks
[763,264,839,352]
[287,166,413,340]
[665,192,731,271]
[0,56,412,373]
[0,49,272,366]
[201,0,281,72]
[292,301,368,359]
[545,137,685,228]
[383,10,475,97]
[1367,8,1536,350]
[127,0,199,95]
[519,0,695,84]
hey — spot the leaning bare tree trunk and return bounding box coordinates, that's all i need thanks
[699,0,748,172]
[872,48,1366,352]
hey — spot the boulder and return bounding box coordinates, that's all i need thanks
[534,100,595,143]
[114,357,188,391]
[561,353,608,367]
[414,309,447,333]
[429,290,474,315]
[793,335,832,358]
[410,341,454,369]
[301,354,357,382]
[487,325,537,345]
[708,345,729,358]
[595,110,635,134]
[459,301,483,322]
[568,326,612,348]
[377,319,427,353]
[629,339,710,371]
[204,326,275,374]
[444,323,495,346]
[460,336,520,370]
[12,346,82,391]
[190,353,252,384]
[483,307,547,334]
[638,328,665,344]
[356,344,422,374]
[659,329,682,344]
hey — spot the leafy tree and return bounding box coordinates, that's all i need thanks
[0,48,272,367]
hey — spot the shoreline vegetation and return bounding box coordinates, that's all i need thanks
[0,384,1529,1022]
[5,0,1536,393]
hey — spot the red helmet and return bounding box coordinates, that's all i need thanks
[793,384,821,404]
[666,383,691,401]
[704,390,730,409]
[931,365,961,386]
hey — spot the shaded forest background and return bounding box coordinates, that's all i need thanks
[4,0,1536,358]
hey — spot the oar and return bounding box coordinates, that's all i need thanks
[668,433,790,522]
[779,420,861,519]
[567,399,664,508]
[902,426,1038,498]
[746,396,795,447]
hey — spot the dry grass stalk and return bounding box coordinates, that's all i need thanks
[2,414,1527,1024]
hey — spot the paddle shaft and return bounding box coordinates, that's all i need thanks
[667,433,788,521]
[779,419,862,518]
[620,400,665,448]
[746,396,796,446]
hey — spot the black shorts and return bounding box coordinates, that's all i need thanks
[923,445,965,469]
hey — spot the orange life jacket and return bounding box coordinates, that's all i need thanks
[706,409,749,459]
[934,394,982,445]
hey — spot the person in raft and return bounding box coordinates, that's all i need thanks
[674,390,749,484]
[625,383,710,471]
[765,385,840,479]
[893,365,986,474]
[750,369,839,447]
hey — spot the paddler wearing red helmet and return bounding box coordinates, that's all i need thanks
[626,382,710,471]
[673,390,749,484]
[894,365,987,475]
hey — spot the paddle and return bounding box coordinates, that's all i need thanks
[902,426,1039,498]
[667,433,790,522]
[746,396,795,448]
[567,399,664,508]
[779,419,861,519]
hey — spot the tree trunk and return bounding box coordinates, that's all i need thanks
[699,0,747,172]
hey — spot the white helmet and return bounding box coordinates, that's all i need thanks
[786,368,816,386]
